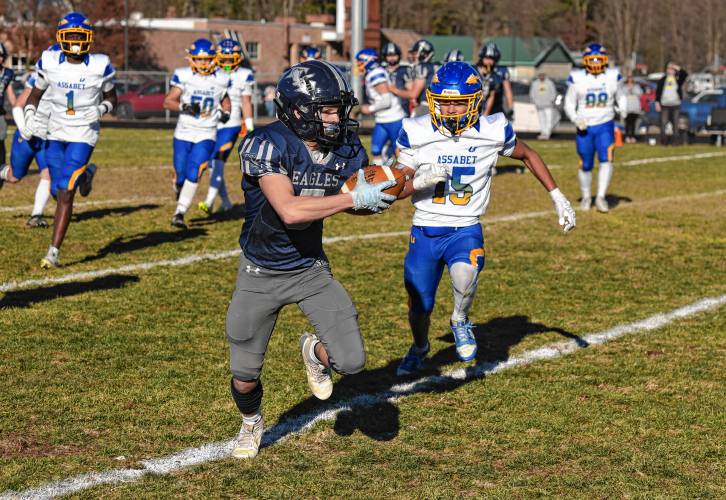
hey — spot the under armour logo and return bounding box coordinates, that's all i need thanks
[79,77,86,82]
[245,265,260,275]
[335,162,346,171]
[468,146,477,152]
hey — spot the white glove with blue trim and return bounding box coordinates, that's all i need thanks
[549,188,576,233]
[350,169,396,213]
[412,163,448,191]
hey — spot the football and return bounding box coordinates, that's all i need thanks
[340,165,409,213]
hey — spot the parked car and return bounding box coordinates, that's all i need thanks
[641,87,726,134]
[115,81,171,120]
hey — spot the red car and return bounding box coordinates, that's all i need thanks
[115,81,172,119]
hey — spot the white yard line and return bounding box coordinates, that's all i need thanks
[4,293,725,500]
[544,150,726,170]
[0,196,171,214]
[1,189,724,294]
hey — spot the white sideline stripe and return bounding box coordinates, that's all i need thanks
[544,151,726,171]
[0,197,170,214]
[4,293,725,500]
[1,189,724,294]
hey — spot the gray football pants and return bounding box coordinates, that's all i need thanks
[226,254,366,381]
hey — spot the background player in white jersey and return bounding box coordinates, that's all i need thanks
[1,66,55,228]
[564,43,626,213]
[394,62,576,375]
[355,48,405,165]
[199,38,254,215]
[18,13,116,268]
[163,38,231,229]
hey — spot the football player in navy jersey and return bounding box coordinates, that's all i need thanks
[225,60,397,459]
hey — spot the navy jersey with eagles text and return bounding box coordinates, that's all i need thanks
[238,121,368,270]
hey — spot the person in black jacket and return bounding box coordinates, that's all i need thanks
[655,63,688,145]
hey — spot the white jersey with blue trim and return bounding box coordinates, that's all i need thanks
[396,112,516,227]
[564,68,623,127]
[365,66,405,123]
[221,66,254,130]
[170,66,231,142]
[25,71,52,140]
[34,50,115,145]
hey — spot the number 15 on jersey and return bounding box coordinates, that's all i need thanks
[432,166,475,206]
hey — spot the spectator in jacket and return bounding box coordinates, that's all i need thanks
[623,75,643,143]
[529,72,558,139]
[655,63,688,145]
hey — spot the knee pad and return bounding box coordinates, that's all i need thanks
[230,378,263,415]
[449,262,479,296]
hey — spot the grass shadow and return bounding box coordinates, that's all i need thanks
[187,203,246,226]
[0,275,140,308]
[72,204,161,222]
[264,315,585,446]
[74,228,207,264]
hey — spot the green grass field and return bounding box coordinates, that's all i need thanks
[1,127,724,498]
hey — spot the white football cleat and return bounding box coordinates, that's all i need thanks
[595,196,609,213]
[300,333,333,400]
[232,415,264,459]
[40,246,59,269]
[580,196,592,210]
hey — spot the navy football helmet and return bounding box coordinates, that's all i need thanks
[382,42,402,58]
[409,39,435,63]
[478,42,501,64]
[275,60,359,149]
[444,49,465,62]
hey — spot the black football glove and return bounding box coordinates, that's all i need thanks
[181,102,201,115]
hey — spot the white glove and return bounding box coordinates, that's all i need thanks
[87,100,113,122]
[549,188,576,233]
[575,117,588,132]
[350,169,396,213]
[22,105,37,140]
[244,117,254,132]
[412,163,448,191]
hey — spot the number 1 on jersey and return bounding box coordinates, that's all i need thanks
[65,90,75,116]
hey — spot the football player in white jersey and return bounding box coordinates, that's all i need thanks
[163,38,231,229]
[394,62,576,375]
[198,38,255,215]
[564,43,626,213]
[2,67,55,228]
[355,48,405,165]
[18,13,116,268]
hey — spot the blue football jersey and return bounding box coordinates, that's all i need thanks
[238,121,368,270]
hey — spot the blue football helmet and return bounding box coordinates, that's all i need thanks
[299,46,321,62]
[187,38,216,75]
[56,12,93,56]
[275,60,359,149]
[583,43,608,74]
[426,62,483,136]
[354,48,379,75]
[444,49,465,62]
[217,38,243,72]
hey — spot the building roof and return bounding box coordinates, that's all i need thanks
[482,36,576,66]
[426,35,476,63]
[381,29,421,53]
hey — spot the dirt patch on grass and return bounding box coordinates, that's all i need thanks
[0,432,84,458]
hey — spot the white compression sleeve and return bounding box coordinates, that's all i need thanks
[449,262,480,323]
[597,161,613,199]
[175,180,198,215]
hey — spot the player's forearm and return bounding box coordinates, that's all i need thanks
[163,97,181,112]
[504,82,513,108]
[277,193,353,225]
[241,96,253,120]
[512,141,557,191]
[26,87,45,109]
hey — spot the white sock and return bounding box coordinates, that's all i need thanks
[242,412,262,426]
[309,339,323,366]
[578,169,592,200]
[32,178,51,216]
[0,164,10,180]
[597,162,613,199]
[175,180,198,215]
[205,186,219,207]
[46,245,59,259]
[449,262,479,323]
